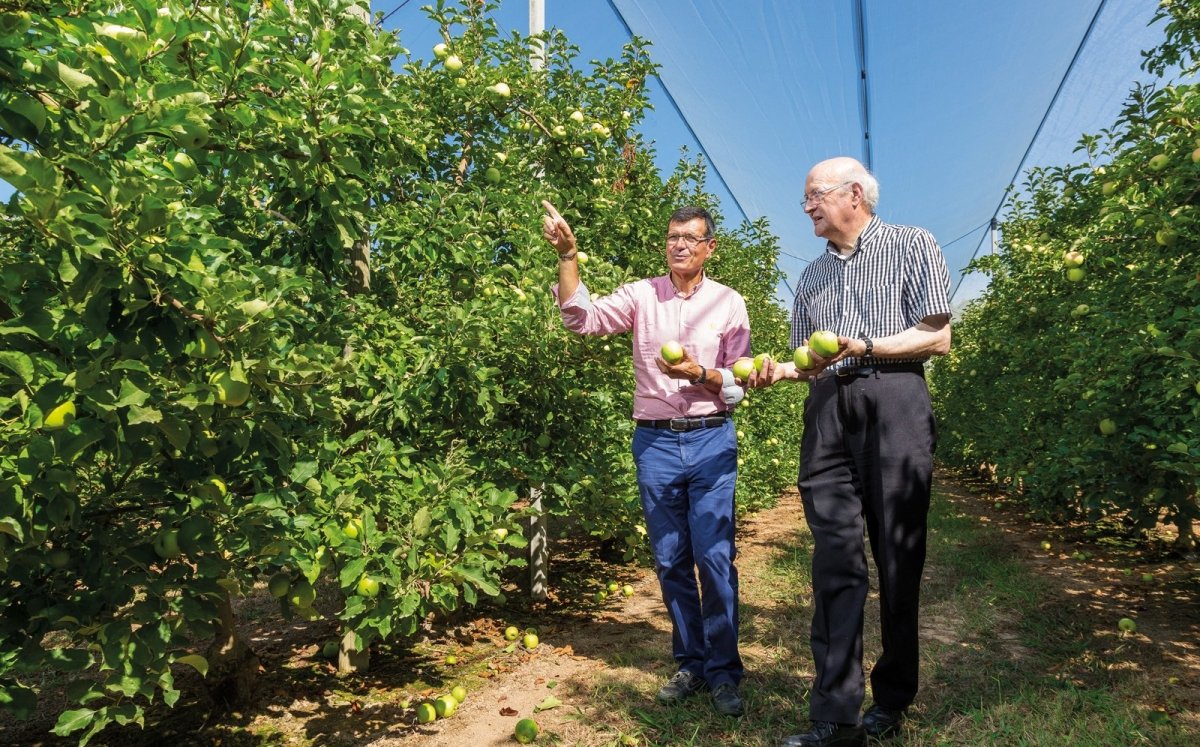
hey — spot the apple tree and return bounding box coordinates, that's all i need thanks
[930,0,1199,548]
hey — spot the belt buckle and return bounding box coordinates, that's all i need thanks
[668,417,690,432]
[835,366,857,378]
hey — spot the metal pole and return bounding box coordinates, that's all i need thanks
[528,0,549,603]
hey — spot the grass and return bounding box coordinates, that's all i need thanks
[562,482,1196,746]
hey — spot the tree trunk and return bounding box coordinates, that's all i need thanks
[337,628,370,674]
[204,589,260,708]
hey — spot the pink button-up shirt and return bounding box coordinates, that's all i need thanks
[554,274,751,420]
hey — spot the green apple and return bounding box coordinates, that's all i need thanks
[552,124,567,138]
[731,357,754,381]
[455,77,467,87]
[1101,180,1118,196]
[793,345,814,370]
[607,581,619,593]
[753,353,772,372]
[342,517,364,540]
[484,166,501,184]
[490,81,511,98]
[569,109,585,123]
[660,340,685,364]
[169,151,198,180]
[1040,540,1051,551]
[444,54,463,71]
[622,584,634,597]
[289,580,316,609]
[1192,147,1200,164]
[154,528,181,559]
[1156,228,1179,247]
[504,625,520,641]
[1066,267,1086,282]
[593,590,607,603]
[433,42,449,59]
[47,549,71,569]
[451,685,467,703]
[171,121,209,150]
[514,718,539,744]
[210,370,251,406]
[43,401,76,431]
[492,528,509,541]
[523,632,539,650]
[268,572,291,598]
[416,702,437,723]
[434,694,458,718]
[809,330,839,358]
[1062,250,1084,268]
[1118,617,1136,633]
[1071,304,1089,317]
[445,654,458,665]
[1148,154,1169,172]
[321,639,339,659]
[356,575,380,597]
[1099,418,1117,435]
[1142,573,1155,582]
[572,146,586,158]
[187,327,221,359]
[576,250,589,264]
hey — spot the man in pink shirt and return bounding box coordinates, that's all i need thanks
[542,200,751,717]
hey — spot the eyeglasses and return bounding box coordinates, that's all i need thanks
[665,233,713,248]
[802,180,855,208]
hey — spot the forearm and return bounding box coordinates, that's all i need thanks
[868,314,951,359]
[557,252,580,303]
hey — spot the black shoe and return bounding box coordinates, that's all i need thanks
[656,670,705,704]
[778,721,867,747]
[712,682,744,716]
[862,705,905,738]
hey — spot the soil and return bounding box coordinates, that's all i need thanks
[3,469,1197,746]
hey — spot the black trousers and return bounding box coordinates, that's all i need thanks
[798,369,935,725]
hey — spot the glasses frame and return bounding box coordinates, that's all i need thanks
[802,180,856,208]
[665,233,714,248]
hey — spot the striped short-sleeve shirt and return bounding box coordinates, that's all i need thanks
[791,215,951,370]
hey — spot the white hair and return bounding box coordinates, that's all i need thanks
[821,157,880,211]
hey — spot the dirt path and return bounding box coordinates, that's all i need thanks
[367,491,808,747]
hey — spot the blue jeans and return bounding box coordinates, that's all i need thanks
[632,420,743,688]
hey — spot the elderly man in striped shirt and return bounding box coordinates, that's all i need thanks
[753,157,952,747]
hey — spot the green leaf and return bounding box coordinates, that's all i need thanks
[157,416,191,451]
[0,351,34,384]
[52,707,96,737]
[0,681,37,719]
[339,557,368,588]
[289,460,318,483]
[456,566,500,597]
[534,695,563,712]
[114,379,151,408]
[127,404,162,425]
[174,654,208,677]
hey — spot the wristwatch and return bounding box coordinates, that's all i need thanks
[691,365,707,385]
[860,336,874,357]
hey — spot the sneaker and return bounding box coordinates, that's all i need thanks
[656,670,706,704]
[712,682,744,716]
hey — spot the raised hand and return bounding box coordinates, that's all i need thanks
[541,200,576,256]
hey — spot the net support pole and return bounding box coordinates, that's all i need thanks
[528,0,549,603]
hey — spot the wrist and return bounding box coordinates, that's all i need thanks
[690,365,707,385]
[558,250,578,261]
[859,336,873,358]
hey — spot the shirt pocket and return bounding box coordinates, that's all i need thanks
[865,282,904,333]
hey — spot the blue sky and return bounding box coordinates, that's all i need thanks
[2,2,1175,308]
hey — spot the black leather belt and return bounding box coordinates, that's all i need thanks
[834,362,926,378]
[636,412,731,432]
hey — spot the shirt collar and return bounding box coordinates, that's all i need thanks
[824,214,882,260]
[669,271,707,299]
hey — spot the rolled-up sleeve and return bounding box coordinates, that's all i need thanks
[553,281,636,336]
